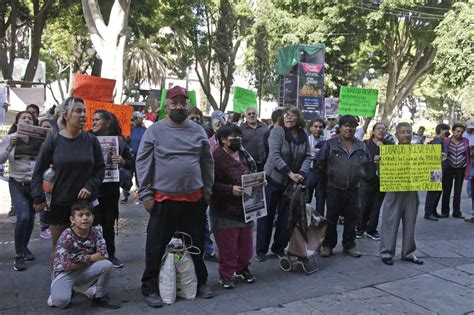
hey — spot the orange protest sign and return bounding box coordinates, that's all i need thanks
[74,73,116,102]
[84,100,133,136]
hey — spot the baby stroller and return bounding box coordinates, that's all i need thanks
[279,184,327,275]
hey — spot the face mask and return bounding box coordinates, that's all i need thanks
[228,138,242,152]
[169,108,188,124]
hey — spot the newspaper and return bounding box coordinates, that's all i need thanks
[14,123,50,158]
[98,136,119,183]
[241,171,267,223]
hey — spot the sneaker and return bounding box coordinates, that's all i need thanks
[23,248,36,261]
[40,228,52,239]
[91,295,120,309]
[109,256,124,268]
[144,293,163,308]
[355,229,365,239]
[47,295,54,307]
[234,269,255,283]
[219,277,235,289]
[204,252,219,263]
[14,255,26,271]
[120,196,128,204]
[320,247,332,258]
[197,284,214,298]
[366,231,381,241]
[256,253,266,262]
[337,216,344,225]
[343,247,362,258]
[464,216,474,223]
[453,213,464,219]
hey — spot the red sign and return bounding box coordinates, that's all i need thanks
[84,100,133,136]
[74,73,116,103]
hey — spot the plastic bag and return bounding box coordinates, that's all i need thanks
[159,252,176,304]
[175,253,197,299]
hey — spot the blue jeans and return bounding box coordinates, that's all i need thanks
[9,178,35,255]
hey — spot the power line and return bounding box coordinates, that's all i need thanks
[352,4,447,20]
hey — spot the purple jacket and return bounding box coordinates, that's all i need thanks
[444,137,471,179]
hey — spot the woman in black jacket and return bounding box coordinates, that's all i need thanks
[91,110,134,268]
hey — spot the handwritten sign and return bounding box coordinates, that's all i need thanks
[84,100,133,136]
[74,73,116,103]
[339,86,378,117]
[233,86,257,114]
[379,144,442,192]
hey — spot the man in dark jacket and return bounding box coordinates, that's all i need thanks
[317,115,371,258]
[424,123,450,221]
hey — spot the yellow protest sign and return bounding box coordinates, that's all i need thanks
[379,144,442,192]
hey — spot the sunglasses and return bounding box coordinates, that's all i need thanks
[247,112,256,116]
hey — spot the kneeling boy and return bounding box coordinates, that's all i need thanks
[48,201,120,309]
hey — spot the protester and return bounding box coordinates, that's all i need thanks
[121,111,146,204]
[210,123,257,289]
[463,119,474,222]
[323,114,338,139]
[0,111,38,271]
[31,97,105,255]
[317,115,371,258]
[91,110,133,268]
[209,110,226,152]
[47,201,120,309]
[441,123,470,218]
[188,107,218,262]
[256,106,311,262]
[305,118,327,215]
[411,126,426,144]
[136,85,214,308]
[263,109,283,163]
[241,107,268,171]
[424,123,450,221]
[380,122,424,266]
[26,104,40,119]
[356,122,387,240]
[38,119,54,239]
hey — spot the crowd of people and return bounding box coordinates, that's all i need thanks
[0,85,472,309]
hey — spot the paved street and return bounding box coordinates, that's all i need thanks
[0,179,473,314]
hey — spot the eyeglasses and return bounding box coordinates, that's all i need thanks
[284,112,297,118]
[247,112,256,116]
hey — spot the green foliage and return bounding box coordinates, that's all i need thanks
[434,1,474,89]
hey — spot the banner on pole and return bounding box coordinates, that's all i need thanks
[297,63,324,120]
[233,87,257,114]
[379,144,442,192]
[84,100,133,136]
[339,86,378,117]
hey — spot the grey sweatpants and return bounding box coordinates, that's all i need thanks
[380,192,419,259]
[50,259,113,308]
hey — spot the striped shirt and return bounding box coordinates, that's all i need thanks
[447,140,467,168]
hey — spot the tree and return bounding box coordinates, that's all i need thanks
[158,0,251,111]
[81,0,131,103]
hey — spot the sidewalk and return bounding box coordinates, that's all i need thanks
[0,184,473,314]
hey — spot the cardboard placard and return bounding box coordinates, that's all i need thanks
[84,100,133,136]
[339,86,378,117]
[74,73,116,103]
[379,144,442,192]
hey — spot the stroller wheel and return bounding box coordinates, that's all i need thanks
[279,256,293,272]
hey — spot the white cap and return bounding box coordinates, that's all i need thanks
[467,119,474,129]
[326,114,338,119]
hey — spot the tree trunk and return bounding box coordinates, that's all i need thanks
[23,0,54,84]
[0,0,18,80]
[81,0,130,103]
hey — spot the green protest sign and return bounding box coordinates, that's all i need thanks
[233,86,257,113]
[188,90,197,107]
[339,86,378,117]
